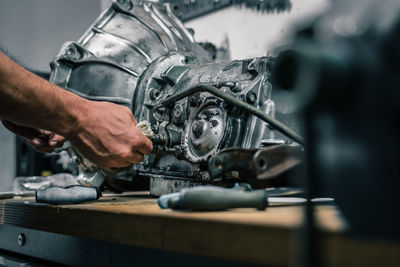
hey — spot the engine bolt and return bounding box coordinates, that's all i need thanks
[246,91,257,104]
[149,88,161,100]
[173,105,183,118]
[117,0,131,9]
[151,124,159,133]
[65,45,80,60]
[231,83,243,93]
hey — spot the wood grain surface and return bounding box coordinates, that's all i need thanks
[0,192,399,266]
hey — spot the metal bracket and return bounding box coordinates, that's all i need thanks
[208,144,303,187]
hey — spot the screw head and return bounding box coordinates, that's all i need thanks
[246,91,257,104]
[72,155,81,165]
[117,0,131,9]
[149,88,161,100]
[65,45,80,60]
[18,233,25,246]
[173,105,183,118]
[66,46,75,55]
[231,83,243,93]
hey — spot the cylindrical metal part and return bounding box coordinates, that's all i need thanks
[167,186,268,211]
[36,186,99,205]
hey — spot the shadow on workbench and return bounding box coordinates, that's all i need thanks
[0,224,261,267]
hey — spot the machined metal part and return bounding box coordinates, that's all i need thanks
[50,0,301,195]
[158,183,268,211]
[158,183,330,211]
[158,84,304,145]
[0,191,35,199]
[183,100,227,163]
[36,185,99,205]
[208,145,303,188]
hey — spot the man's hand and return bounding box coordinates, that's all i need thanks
[68,100,153,168]
[0,51,152,168]
[2,120,65,153]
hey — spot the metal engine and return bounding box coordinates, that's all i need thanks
[50,0,302,195]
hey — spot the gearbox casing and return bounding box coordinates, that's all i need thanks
[50,0,291,195]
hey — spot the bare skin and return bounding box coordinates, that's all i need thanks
[0,51,152,168]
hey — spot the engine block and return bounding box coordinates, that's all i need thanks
[50,0,300,195]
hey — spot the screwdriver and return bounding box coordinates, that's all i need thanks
[158,184,333,211]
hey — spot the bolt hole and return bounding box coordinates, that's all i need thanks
[258,158,267,169]
[18,233,25,246]
[214,159,222,169]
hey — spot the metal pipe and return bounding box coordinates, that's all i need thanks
[159,84,305,145]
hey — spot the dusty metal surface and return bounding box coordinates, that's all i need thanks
[50,0,301,195]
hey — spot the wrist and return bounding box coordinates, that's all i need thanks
[58,90,90,139]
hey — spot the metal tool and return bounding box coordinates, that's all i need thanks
[159,184,267,211]
[208,145,303,188]
[158,184,332,211]
[0,191,35,199]
[36,185,100,205]
[1,186,100,205]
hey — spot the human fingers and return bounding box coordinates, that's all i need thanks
[38,129,53,137]
[94,156,132,168]
[132,116,138,125]
[48,134,66,146]
[52,134,66,142]
[2,120,38,139]
[29,131,65,151]
[30,138,57,153]
[122,150,145,165]
[30,134,65,153]
[1,122,64,151]
[134,132,153,155]
[123,106,138,125]
[93,149,144,168]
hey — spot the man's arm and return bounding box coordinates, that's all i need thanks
[0,51,152,168]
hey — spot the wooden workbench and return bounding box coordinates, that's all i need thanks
[0,192,399,266]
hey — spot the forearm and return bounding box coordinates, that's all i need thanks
[0,52,152,167]
[0,51,86,137]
